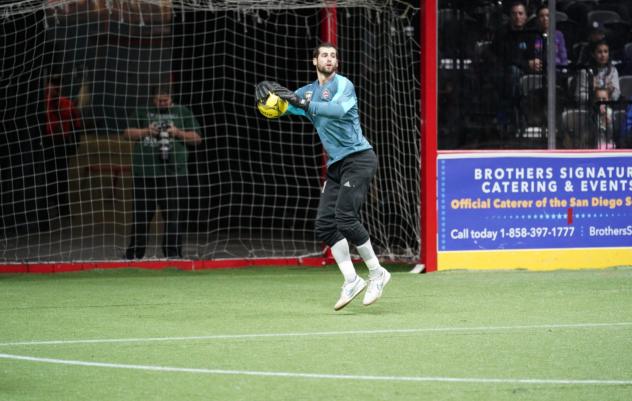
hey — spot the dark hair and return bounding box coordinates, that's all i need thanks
[590,39,613,75]
[536,3,548,16]
[152,85,171,97]
[312,42,338,59]
[590,39,609,55]
[587,28,606,42]
[508,0,527,12]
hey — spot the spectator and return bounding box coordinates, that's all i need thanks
[490,1,534,128]
[575,28,606,67]
[491,0,533,85]
[521,3,569,129]
[124,86,202,259]
[42,74,82,222]
[574,40,620,104]
[527,3,568,73]
[593,87,615,149]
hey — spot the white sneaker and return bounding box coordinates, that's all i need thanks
[363,268,391,306]
[334,276,367,311]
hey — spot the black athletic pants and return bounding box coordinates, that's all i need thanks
[126,175,187,259]
[314,149,378,247]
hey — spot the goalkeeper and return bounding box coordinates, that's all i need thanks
[256,42,390,310]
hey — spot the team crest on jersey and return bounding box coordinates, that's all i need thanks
[305,91,313,101]
[321,88,331,100]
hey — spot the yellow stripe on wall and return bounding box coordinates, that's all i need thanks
[439,248,632,270]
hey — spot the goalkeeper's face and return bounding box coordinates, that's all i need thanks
[313,46,338,76]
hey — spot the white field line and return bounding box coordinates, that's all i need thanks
[0,322,631,347]
[0,353,631,385]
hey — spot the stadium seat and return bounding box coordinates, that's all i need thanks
[556,11,570,22]
[624,42,632,60]
[572,42,588,64]
[556,0,574,11]
[474,40,492,64]
[595,1,632,23]
[521,74,544,94]
[561,1,597,28]
[619,75,632,100]
[603,21,631,54]
[561,108,593,147]
[586,10,621,29]
[612,108,626,140]
[620,43,632,75]
[520,75,546,129]
[468,1,505,34]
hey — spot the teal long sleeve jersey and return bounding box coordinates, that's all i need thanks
[285,73,372,166]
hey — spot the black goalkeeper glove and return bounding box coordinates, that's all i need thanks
[255,81,310,111]
[255,81,275,103]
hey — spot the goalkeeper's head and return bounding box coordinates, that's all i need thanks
[312,42,338,77]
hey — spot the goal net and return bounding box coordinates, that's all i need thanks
[0,0,421,264]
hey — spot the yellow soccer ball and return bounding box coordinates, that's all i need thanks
[257,93,288,119]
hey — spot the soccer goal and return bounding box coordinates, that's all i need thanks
[0,0,422,270]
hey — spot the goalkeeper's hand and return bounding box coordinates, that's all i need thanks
[255,81,310,111]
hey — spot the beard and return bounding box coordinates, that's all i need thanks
[316,64,336,76]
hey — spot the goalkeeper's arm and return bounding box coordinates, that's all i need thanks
[305,99,354,118]
[256,81,355,119]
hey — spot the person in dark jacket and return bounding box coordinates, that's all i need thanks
[490,0,534,131]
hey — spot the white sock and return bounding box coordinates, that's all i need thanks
[356,239,383,277]
[331,238,357,283]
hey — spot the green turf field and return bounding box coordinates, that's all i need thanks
[1,266,631,401]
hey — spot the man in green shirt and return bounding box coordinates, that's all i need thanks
[124,86,202,259]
